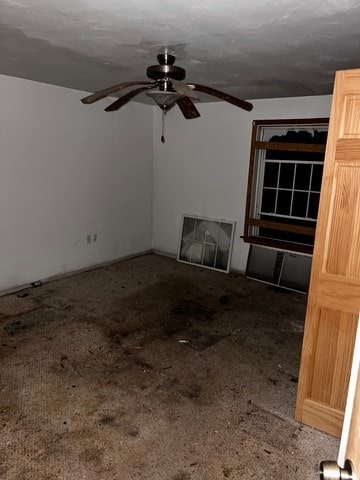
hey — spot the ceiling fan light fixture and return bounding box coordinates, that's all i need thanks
[145,90,182,112]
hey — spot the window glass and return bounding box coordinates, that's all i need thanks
[263,162,279,188]
[279,163,295,189]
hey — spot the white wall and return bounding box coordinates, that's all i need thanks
[0,75,153,291]
[0,78,332,291]
[152,95,332,272]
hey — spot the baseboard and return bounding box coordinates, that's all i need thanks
[0,249,152,297]
[151,249,177,259]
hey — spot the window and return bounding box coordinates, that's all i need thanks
[178,215,235,273]
[243,118,329,254]
[246,245,312,293]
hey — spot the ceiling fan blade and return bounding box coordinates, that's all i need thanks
[176,97,201,119]
[171,80,199,100]
[190,84,253,112]
[81,81,156,104]
[104,85,155,112]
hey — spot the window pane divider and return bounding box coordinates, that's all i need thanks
[306,164,314,218]
[274,162,281,214]
[259,211,318,221]
[290,163,297,216]
[263,187,321,193]
[264,159,324,165]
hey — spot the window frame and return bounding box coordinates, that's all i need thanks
[243,117,329,254]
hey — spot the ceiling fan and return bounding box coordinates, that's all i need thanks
[81,53,253,142]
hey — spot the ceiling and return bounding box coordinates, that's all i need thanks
[1,0,360,103]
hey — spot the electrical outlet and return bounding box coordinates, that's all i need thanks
[93,233,97,242]
[87,234,91,244]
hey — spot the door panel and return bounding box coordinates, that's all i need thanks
[299,308,357,436]
[310,310,356,406]
[296,69,360,436]
[325,162,360,277]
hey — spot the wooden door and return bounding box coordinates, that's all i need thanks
[295,69,360,436]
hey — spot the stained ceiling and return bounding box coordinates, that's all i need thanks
[1,0,360,102]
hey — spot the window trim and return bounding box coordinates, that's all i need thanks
[243,117,329,254]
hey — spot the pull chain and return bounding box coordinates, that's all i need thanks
[161,108,166,143]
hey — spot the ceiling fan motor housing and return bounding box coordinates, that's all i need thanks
[146,54,186,83]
